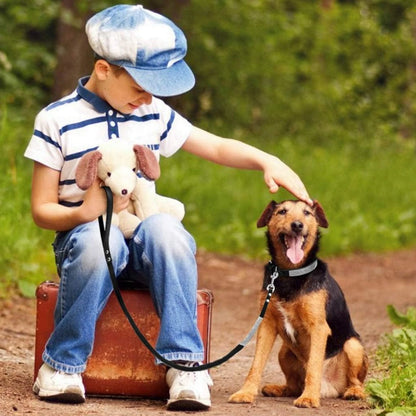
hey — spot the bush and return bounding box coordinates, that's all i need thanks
[367,306,416,415]
[0,0,59,109]
[179,1,416,148]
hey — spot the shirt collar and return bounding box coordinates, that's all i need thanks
[77,76,112,114]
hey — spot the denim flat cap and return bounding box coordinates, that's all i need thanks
[86,4,195,97]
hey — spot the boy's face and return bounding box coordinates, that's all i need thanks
[94,61,153,114]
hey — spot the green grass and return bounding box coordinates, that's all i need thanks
[366,306,416,415]
[157,137,416,259]
[1,111,415,297]
[0,109,56,297]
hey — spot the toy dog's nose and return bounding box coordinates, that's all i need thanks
[291,221,303,234]
[121,189,128,196]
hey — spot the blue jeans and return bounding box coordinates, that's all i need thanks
[43,214,204,374]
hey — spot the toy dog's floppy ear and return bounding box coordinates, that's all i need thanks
[133,145,161,181]
[257,200,278,228]
[312,200,329,228]
[75,151,102,190]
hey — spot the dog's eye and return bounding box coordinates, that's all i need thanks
[107,172,111,177]
[303,210,311,216]
[277,209,287,215]
[132,168,136,173]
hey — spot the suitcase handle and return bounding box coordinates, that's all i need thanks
[99,186,274,372]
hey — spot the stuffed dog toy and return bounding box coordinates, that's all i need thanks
[75,139,185,238]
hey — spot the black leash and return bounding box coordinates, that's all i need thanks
[98,185,274,372]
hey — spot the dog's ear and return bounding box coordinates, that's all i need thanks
[133,145,161,181]
[75,151,102,190]
[257,200,278,228]
[312,200,329,228]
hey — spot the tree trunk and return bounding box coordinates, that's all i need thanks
[320,0,333,10]
[51,0,93,100]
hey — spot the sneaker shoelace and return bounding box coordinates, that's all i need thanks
[174,362,212,386]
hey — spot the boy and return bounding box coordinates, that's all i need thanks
[25,4,312,411]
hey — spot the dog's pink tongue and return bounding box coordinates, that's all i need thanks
[286,236,304,264]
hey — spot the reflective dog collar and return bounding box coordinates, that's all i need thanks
[265,259,319,293]
[268,259,318,278]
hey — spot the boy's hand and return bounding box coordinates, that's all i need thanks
[264,157,313,206]
[80,179,108,221]
[82,179,131,218]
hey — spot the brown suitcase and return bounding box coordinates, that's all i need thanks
[34,281,213,398]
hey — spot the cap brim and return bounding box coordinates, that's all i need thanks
[123,60,195,97]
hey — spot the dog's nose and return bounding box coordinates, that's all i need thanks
[291,221,303,233]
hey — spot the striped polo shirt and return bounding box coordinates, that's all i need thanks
[24,77,192,207]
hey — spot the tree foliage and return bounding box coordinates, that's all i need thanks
[1,0,415,148]
[0,0,59,110]
[178,0,416,146]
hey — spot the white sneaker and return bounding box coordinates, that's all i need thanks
[33,363,86,403]
[166,363,213,411]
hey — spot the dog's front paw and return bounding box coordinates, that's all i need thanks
[262,384,291,397]
[343,386,366,401]
[228,390,256,404]
[294,395,320,408]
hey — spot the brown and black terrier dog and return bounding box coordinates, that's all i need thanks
[229,200,368,408]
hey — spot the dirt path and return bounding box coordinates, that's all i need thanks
[1,248,415,416]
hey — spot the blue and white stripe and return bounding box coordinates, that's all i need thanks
[24,76,192,207]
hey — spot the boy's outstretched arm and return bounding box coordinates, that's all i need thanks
[182,126,313,205]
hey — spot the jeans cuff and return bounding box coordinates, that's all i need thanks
[155,352,205,366]
[42,351,86,374]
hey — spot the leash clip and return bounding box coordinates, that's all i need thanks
[267,269,279,293]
